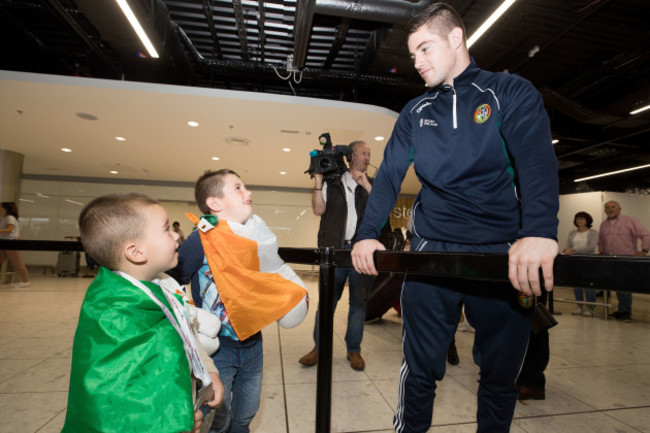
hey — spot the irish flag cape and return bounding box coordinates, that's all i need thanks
[62,267,194,433]
[187,213,307,340]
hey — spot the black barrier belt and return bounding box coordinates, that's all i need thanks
[5,240,649,293]
[0,240,84,252]
[5,240,650,433]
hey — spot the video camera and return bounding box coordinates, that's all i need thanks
[305,133,351,179]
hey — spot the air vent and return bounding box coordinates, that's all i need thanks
[225,137,251,146]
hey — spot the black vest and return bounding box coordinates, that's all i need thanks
[317,173,370,248]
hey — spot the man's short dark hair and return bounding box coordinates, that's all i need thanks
[406,2,467,42]
[194,169,239,215]
[574,211,593,228]
[79,193,159,270]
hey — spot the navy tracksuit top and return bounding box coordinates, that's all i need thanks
[357,60,559,245]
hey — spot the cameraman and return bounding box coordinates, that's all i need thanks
[299,140,373,371]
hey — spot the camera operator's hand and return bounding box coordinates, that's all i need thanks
[351,169,371,193]
[312,174,326,216]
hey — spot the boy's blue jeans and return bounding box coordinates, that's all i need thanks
[210,336,263,433]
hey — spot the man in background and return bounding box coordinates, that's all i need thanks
[598,200,650,322]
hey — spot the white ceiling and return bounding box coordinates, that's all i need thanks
[0,70,420,195]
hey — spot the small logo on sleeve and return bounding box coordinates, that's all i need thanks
[473,104,491,124]
[419,118,438,127]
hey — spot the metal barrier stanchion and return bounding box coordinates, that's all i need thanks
[315,247,335,433]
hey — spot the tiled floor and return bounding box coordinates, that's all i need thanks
[1,270,649,433]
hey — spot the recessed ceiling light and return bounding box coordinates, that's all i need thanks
[115,137,126,141]
[282,147,291,152]
[188,121,199,127]
[61,148,72,152]
[552,139,559,144]
[279,171,287,175]
[110,170,119,174]
[211,156,220,161]
[374,136,384,141]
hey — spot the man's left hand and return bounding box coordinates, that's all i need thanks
[350,169,372,192]
[508,237,558,297]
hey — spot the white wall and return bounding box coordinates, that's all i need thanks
[18,179,320,268]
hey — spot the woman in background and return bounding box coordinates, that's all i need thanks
[0,202,30,287]
[563,211,598,316]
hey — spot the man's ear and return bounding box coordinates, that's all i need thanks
[124,241,147,265]
[206,196,222,213]
[449,27,464,50]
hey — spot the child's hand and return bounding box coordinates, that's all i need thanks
[206,373,225,408]
[192,408,203,433]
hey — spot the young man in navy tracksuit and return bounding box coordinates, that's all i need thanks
[351,3,559,432]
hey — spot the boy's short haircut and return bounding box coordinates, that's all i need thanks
[194,169,239,214]
[79,193,159,270]
[406,2,467,42]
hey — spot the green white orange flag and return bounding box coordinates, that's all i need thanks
[186,213,308,340]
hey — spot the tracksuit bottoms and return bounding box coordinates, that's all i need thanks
[393,237,533,433]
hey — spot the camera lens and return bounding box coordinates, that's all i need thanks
[318,157,332,170]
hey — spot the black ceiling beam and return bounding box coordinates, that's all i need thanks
[0,8,74,74]
[314,0,433,25]
[256,1,266,63]
[232,0,250,61]
[293,0,317,68]
[357,26,388,74]
[322,17,349,69]
[510,0,613,73]
[294,0,433,70]
[557,126,650,162]
[39,0,121,77]
[193,57,422,91]
[202,0,224,59]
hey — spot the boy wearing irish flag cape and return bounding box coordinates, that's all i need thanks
[169,169,309,433]
[62,193,224,433]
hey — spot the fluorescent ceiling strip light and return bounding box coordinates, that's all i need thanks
[630,104,650,115]
[574,163,650,182]
[115,0,159,58]
[467,0,518,49]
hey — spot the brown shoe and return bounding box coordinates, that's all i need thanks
[517,385,545,401]
[299,349,318,366]
[347,352,365,371]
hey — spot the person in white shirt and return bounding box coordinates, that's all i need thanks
[0,202,30,287]
[562,211,599,316]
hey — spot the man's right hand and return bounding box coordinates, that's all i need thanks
[351,239,386,275]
